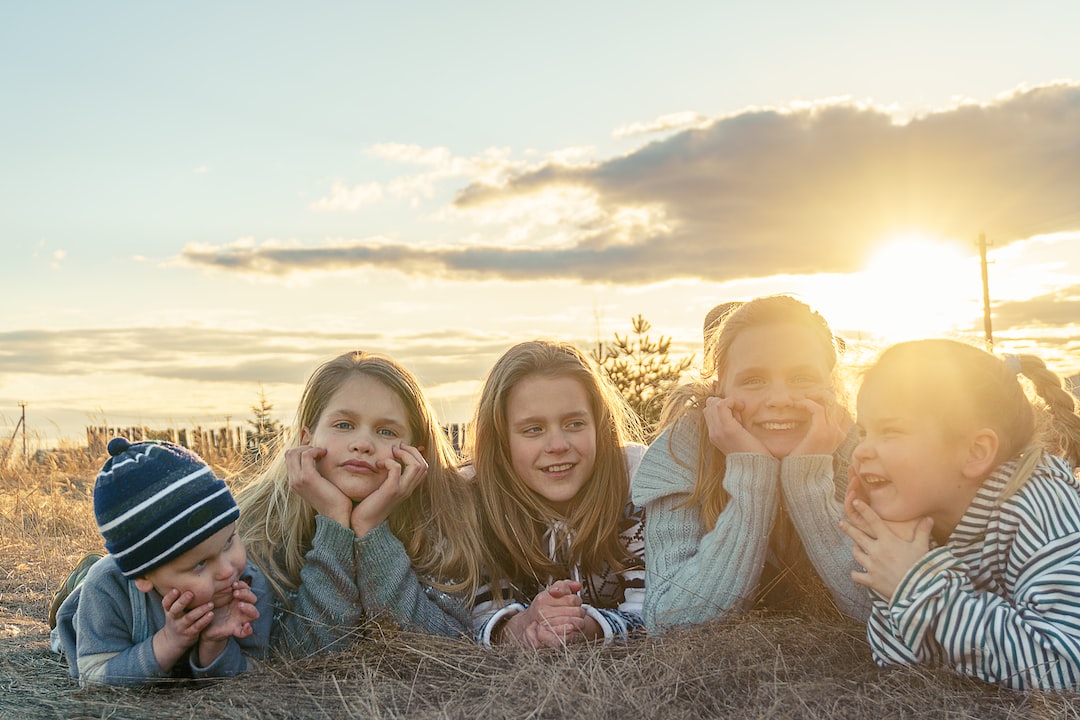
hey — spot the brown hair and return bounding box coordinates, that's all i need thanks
[465,340,643,600]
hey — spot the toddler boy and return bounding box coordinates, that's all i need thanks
[51,437,271,686]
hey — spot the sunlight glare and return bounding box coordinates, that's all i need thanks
[827,234,983,345]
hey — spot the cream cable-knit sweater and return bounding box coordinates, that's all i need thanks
[631,415,871,630]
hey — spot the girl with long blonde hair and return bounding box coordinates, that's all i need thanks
[237,350,483,654]
[467,340,646,648]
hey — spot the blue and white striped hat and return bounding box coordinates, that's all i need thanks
[93,437,239,578]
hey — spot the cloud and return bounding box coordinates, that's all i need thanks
[307,144,521,211]
[612,111,710,139]
[183,83,1080,285]
[0,326,514,388]
[308,181,385,211]
[992,285,1080,328]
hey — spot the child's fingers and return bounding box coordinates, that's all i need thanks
[285,446,325,486]
[160,587,182,611]
[232,584,258,604]
[531,621,577,648]
[238,601,260,621]
[390,444,428,494]
[163,589,195,616]
[545,579,583,598]
[839,518,872,553]
[848,498,888,535]
[394,443,428,470]
[850,567,874,589]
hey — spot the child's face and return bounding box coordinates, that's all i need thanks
[718,323,832,459]
[134,523,247,609]
[505,374,597,516]
[851,380,980,538]
[301,374,414,503]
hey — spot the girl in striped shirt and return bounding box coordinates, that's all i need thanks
[842,339,1080,690]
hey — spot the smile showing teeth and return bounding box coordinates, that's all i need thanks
[861,474,889,486]
[544,463,573,473]
[760,421,798,431]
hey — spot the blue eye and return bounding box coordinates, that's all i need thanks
[333,421,353,431]
[377,428,398,438]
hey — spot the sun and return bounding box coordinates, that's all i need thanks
[819,233,985,347]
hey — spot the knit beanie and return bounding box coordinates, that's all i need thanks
[93,437,240,578]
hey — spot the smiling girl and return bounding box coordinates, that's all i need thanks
[236,351,484,655]
[467,340,647,648]
[842,339,1080,690]
[632,295,870,630]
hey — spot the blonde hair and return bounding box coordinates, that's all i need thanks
[236,350,484,603]
[465,340,643,600]
[658,295,842,528]
[860,339,1080,498]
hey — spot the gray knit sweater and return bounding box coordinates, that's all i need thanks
[271,516,471,656]
[631,415,871,630]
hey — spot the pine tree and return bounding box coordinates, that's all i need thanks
[247,387,283,462]
[591,315,694,440]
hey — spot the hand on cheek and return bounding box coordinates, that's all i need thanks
[841,499,933,600]
[703,395,769,455]
[285,444,352,528]
[790,391,847,456]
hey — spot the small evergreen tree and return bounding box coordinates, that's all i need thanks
[591,315,694,440]
[247,386,283,462]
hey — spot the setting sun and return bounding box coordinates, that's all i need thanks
[818,234,985,347]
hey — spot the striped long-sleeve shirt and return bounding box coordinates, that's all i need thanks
[866,452,1080,690]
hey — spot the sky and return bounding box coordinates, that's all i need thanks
[4,1,1080,448]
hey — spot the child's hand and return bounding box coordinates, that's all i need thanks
[841,498,933,600]
[790,389,849,457]
[196,580,261,667]
[703,385,770,456]
[285,444,353,528]
[350,444,427,537]
[501,580,587,649]
[152,589,213,672]
[201,580,260,642]
[844,467,922,540]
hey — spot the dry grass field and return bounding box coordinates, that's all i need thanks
[3,454,1080,719]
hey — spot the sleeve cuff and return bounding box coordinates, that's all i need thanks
[582,604,616,645]
[478,602,527,647]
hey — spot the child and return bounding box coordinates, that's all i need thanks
[842,339,1080,690]
[236,350,484,655]
[51,438,271,686]
[467,340,647,648]
[632,295,870,630]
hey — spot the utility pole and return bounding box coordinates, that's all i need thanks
[19,402,27,465]
[978,233,993,350]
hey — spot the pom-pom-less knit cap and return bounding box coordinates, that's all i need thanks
[93,437,239,578]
